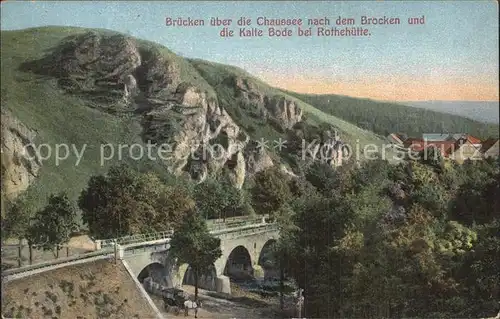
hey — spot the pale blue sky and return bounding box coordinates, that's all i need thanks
[1,1,498,101]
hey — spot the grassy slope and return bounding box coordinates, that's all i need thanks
[189,59,394,155]
[287,92,499,140]
[1,259,158,318]
[2,26,404,213]
[1,26,215,212]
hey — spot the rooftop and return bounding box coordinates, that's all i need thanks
[481,138,499,153]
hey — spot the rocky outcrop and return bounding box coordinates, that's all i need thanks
[49,32,142,79]
[244,140,274,175]
[142,82,247,178]
[25,32,251,183]
[43,32,142,94]
[264,95,303,129]
[301,137,348,168]
[23,32,180,112]
[229,76,303,129]
[227,151,246,189]
[1,110,42,201]
[280,165,298,178]
[17,31,347,190]
[230,76,265,105]
[135,47,180,99]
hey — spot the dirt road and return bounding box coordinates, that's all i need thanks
[150,284,296,319]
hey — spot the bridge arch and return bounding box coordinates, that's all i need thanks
[137,262,168,285]
[224,245,253,281]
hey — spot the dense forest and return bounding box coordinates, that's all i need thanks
[287,92,500,140]
[3,153,499,318]
[266,156,500,318]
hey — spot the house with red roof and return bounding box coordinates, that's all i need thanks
[404,139,456,158]
[481,138,499,159]
[448,136,483,163]
[460,134,482,149]
[403,133,484,162]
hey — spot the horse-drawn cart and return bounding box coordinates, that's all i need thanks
[161,287,187,315]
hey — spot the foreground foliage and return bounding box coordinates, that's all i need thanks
[78,165,194,239]
[271,158,500,318]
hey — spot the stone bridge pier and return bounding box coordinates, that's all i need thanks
[124,224,279,295]
[211,226,279,294]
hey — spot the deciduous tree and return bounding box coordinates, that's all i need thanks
[251,167,292,217]
[169,211,222,300]
[26,193,78,258]
[78,165,194,239]
[193,178,241,220]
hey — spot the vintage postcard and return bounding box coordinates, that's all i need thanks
[1,1,499,318]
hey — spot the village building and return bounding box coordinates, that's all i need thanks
[399,133,488,163]
[481,138,499,159]
[449,136,483,163]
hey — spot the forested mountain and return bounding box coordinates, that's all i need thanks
[287,92,499,139]
[404,100,499,124]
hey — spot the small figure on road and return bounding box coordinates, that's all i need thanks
[184,298,198,317]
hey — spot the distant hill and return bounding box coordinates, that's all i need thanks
[187,59,392,148]
[286,92,499,139]
[401,101,499,124]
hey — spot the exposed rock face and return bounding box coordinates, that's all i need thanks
[135,47,180,99]
[17,32,347,191]
[25,32,252,183]
[280,165,298,178]
[142,82,246,178]
[122,74,138,98]
[229,76,303,129]
[1,110,42,201]
[230,76,265,105]
[34,32,252,186]
[264,95,303,129]
[25,32,182,113]
[48,32,141,88]
[227,151,246,189]
[244,140,274,175]
[300,136,348,169]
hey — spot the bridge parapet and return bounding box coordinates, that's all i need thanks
[96,215,270,249]
[119,223,278,257]
[212,223,279,240]
[122,241,171,257]
[97,230,174,249]
[2,219,278,279]
[206,215,269,232]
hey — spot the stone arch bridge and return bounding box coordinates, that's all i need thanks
[98,218,280,294]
